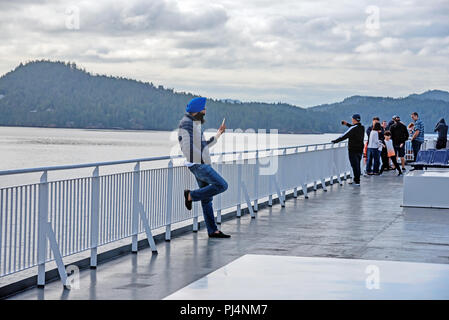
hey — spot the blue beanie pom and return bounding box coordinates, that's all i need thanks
[186,97,206,113]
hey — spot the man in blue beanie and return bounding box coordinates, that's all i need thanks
[332,114,365,186]
[178,97,230,238]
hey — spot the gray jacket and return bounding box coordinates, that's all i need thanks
[178,113,217,164]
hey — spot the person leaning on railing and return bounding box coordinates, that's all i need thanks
[177,97,230,238]
[331,114,365,186]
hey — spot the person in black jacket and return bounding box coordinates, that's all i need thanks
[434,118,448,149]
[332,114,365,186]
[389,116,409,170]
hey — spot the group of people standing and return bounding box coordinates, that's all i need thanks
[364,115,410,176]
[332,112,448,186]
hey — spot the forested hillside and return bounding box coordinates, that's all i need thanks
[1,60,448,133]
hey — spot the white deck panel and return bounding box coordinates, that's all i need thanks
[165,254,449,300]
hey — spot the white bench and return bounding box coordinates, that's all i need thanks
[403,170,449,209]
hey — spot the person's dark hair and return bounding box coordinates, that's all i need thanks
[373,117,380,121]
[373,122,382,131]
[384,131,391,137]
[412,112,419,117]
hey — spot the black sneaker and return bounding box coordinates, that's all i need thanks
[184,190,192,210]
[208,231,231,238]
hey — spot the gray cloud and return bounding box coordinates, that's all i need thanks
[0,0,448,106]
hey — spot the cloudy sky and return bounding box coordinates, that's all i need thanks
[1,0,448,106]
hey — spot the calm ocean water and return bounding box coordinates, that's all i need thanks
[0,126,342,187]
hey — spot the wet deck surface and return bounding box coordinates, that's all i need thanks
[9,170,449,299]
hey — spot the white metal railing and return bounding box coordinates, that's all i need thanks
[0,141,350,288]
[404,137,443,162]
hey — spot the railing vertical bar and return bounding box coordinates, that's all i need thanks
[85,177,89,249]
[69,179,73,254]
[37,171,48,286]
[99,176,104,245]
[65,180,69,255]
[48,183,52,261]
[112,174,116,241]
[132,162,140,252]
[124,173,128,237]
[135,173,138,234]
[154,170,158,229]
[56,181,61,257]
[126,172,130,237]
[109,174,113,243]
[11,188,17,274]
[115,174,120,239]
[76,179,81,253]
[70,179,75,255]
[119,173,123,239]
[126,172,131,236]
[81,179,85,250]
[63,180,67,255]
[102,176,107,245]
[24,186,29,270]
[18,186,24,270]
[32,185,37,265]
[78,179,82,252]
[73,180,77,254]
[106,175,110,243]
[3,189,8,274]
[111,175,116,241]
[0,189,3,275]
[155,171,159,228]
[90,166,100,268]
[118,173,122,238]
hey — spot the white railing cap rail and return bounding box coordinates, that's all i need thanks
[0,141,343,177]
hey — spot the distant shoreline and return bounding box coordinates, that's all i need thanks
[0,124,331,135]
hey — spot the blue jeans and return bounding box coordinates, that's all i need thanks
[188,164,228,235]
[366,148,380,174]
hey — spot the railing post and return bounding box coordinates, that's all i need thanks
[165,160,174,241]
[293,147,298,198]
[90,166,100,268]
[132,162,140,252]
[37,171,48,287]
[313,146,318,191]
[192,202,199,231]
[268,150,273,206]
[281,149,286,202]
[236,153,242,217]
[336,143,343,185]
[216,154,223,223]
[254,151,259,212]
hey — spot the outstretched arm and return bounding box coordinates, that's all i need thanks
[332,125,355,143]
[206,122,226,147]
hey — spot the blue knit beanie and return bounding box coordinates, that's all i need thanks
[186,97,206,113]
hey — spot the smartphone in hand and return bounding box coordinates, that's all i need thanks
[221,118,226,127]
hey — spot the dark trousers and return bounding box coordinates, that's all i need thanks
[436,139,447,150]
[348,151,362,184]
[411,140,423,162]
[380,154,402,174]
[380,148,389,170]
